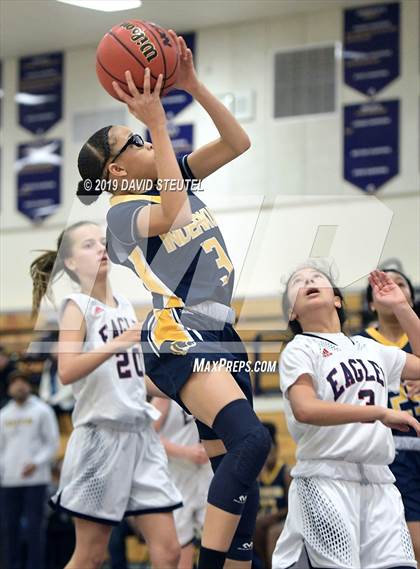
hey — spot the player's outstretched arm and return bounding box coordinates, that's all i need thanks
[288,374,420,435]
[369,270,420,357]
[167,30,251,180]
[369,270,420,380]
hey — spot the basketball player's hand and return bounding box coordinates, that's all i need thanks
[22,463,37,477]
[115,322,142,350]
[369,270,408,309]
[167,30,199,93]
[184,443,209,465]
[405,380,420,399]
[112,70,166,129]
[380,408,420,435]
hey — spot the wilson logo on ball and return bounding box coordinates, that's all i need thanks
[96,19,180,100]
[120,22,158,62]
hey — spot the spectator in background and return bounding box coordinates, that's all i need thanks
[18,354,44,391]
[38,332,75,414]
[45,459,75,569]
[0,370,60,569]
[0,346,16,409]
[254,422,291,569]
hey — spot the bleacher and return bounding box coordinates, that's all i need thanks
[0,292,364,470]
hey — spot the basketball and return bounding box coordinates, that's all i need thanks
[96,20,180,100]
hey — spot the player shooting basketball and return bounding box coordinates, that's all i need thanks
[76,29,271,569]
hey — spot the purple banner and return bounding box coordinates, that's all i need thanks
[344,100,399,193]
[147,124,194,162]
[18,52,63,134]
[0,60,2,129]
[161,33,195,119]
[17,140,62,221]
[344,3,400,96]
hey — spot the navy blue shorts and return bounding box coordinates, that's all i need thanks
[141,307,253,440]
[390,447,420,522]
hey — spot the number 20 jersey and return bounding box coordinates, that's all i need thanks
[279,332,407,483]
[60,293,159,429]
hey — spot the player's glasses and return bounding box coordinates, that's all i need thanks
[104,133,145,180]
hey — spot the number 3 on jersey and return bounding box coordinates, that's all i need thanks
[201,237,233,286]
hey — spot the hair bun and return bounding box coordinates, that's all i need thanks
[76,179,101,205]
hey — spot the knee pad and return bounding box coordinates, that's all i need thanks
[232,424,272,487]
[227,481,260,561]
[207,400,271,514]
[212,399,261,450]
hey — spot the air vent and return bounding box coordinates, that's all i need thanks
[274,45,336,118]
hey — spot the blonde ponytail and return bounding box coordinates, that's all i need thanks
[30,250,60,317]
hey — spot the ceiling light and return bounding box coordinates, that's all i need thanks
[57,0,142,12]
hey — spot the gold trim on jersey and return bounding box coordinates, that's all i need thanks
[128,246,184,308]
[260,459,285,486]
[110,194,161,206]
[365,327,408,349]
[161,208,218,253]
[151,308,194,350]
[390,386,420,417]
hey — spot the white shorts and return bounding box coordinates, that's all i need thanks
[168,461,212,546]
[50,422,182,525]
[272,477,417,569]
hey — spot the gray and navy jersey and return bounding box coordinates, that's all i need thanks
[106,155,234,310]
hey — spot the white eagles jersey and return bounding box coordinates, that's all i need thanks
[60,293,159,429]
[158,401,211,473]
[159,401,199,448]
[159,400,200,460]
[280,332,407,483]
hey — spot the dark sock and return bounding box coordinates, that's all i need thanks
[198,546,227,569]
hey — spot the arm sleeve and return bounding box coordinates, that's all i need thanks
[279,340,317,398]
[32,405,60,467]
[376,344,407,392]
[178,154,196,180]
[178,155,198,196]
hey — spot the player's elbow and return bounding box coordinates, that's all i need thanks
[58,368,71,385]
[165,203,192,230]
[170,212,192,229]
[292,403,314,424]
[241,135,251,153]
[58,363,76,385]
[234,135,251,156]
